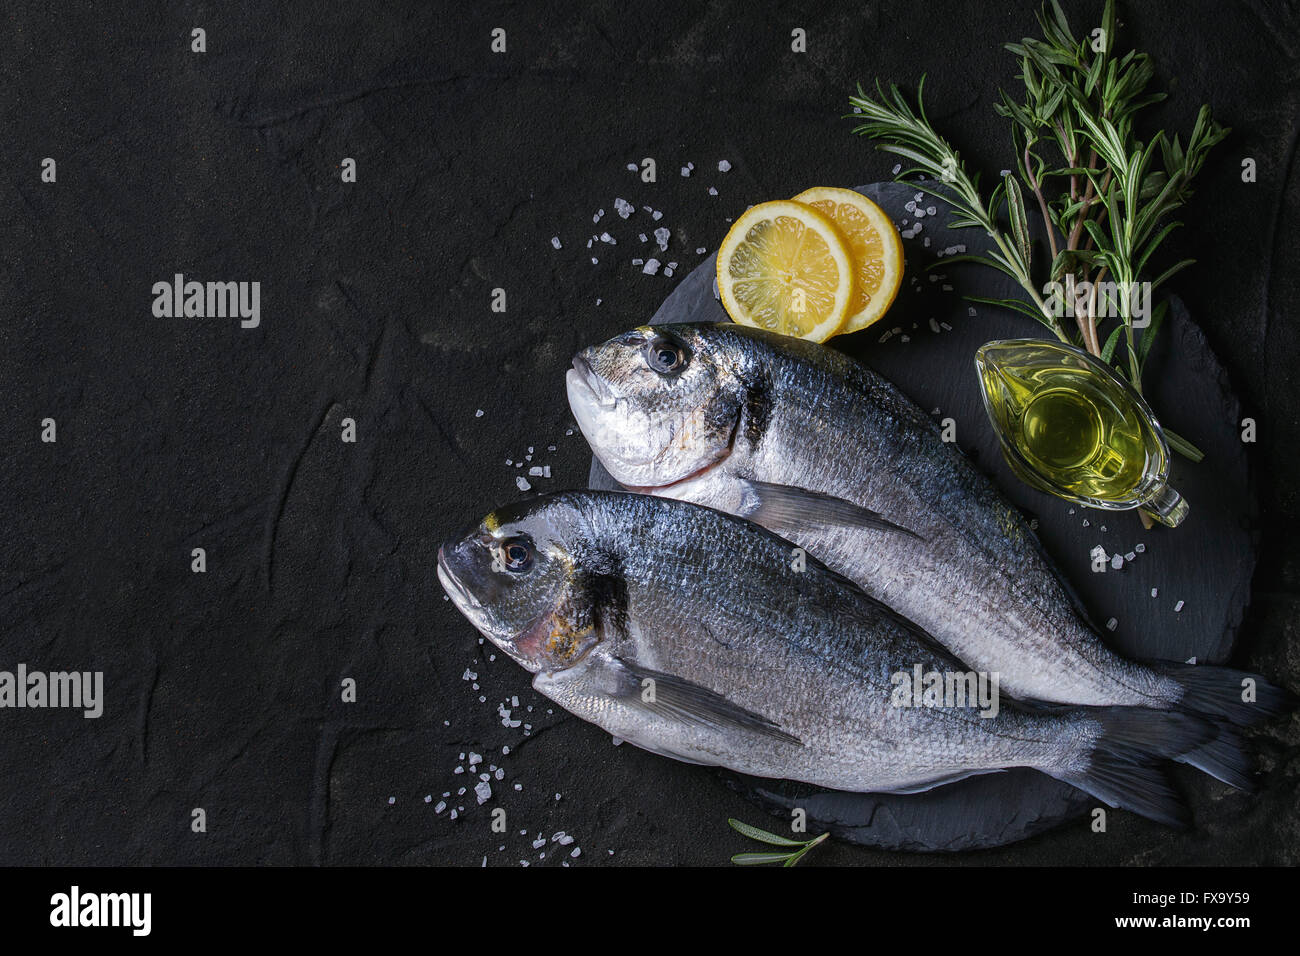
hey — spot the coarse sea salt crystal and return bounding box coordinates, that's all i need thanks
[1174,600,1185,612]
[627,163,637,171]
[652,209,663,221]
[600,232,615,244]
[1106,618,1118,631]
[654,226,670,250]
[1135,543,1146,553]
[614,198,634,218]
[718,159,732,172]
[643,258,661,275]
[475,409,484,418]
[1111,554,1124,570]
[1151,587,1159,598]
[680,165,691,177]
[696,246,706,254]
[550,236,561,249]
[516,476,531,492]
[708,186,718,196]
[475,781,492,805]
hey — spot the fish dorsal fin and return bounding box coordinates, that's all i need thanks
[610,657,801,745]
[740,479,922,541]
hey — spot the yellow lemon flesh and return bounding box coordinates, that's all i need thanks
[793,186,904,334]
[716,200,854,343]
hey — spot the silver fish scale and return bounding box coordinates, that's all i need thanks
[653,325,1183,709]
[535,492,1098,794]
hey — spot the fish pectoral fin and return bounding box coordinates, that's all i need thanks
[611,657,802,746]
[740,480,922,540]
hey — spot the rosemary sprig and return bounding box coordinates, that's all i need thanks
[728,818,829,867]
[847,0,1227,462]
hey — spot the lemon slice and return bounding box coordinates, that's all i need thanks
[716,200,854,342]
[793,186,903,334]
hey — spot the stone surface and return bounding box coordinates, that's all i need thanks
[2,0,1297,865]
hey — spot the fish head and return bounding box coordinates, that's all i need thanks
[438,496,603,674]
[568,324,743,487]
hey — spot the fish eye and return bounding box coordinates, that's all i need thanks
[497,537,533,573]
[645,338,687,374]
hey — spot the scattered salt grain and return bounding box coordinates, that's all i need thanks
[696,247,706,254]
[654,227,670,251]
[1106,618,1118,631]
[550,236,561,249]
[475,781,492,805]
[600,232,616,244]
[708,186,718,196]
[1174,600,1185,612]
[643,258,661,275]
[680,165,691,177]
[475,409,484,417]
[1134,543,1146,553]
[516,476,530,491]
[614,198,634,218]
[718,159,732,172]
[652,209,663,221]
[626,163,637,171]
[434,800,446,813]
[1111,554,1124,570]
[1151,587,1158,598]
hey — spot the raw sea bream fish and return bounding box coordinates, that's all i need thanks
[566,323,1290,766]
[439,490,1221,826]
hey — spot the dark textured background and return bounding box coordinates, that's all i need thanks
[2,0,1297,865]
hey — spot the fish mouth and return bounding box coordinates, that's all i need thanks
[568,352,619,409]
[436,545,481,611]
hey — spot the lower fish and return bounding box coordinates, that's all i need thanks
[566,323,1290,786]
[439,489,1219,826]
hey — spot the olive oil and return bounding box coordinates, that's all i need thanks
[975,339,1187,526]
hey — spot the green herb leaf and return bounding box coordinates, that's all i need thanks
[727,818,805,847]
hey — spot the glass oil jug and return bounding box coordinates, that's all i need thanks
[974,339,1188,527]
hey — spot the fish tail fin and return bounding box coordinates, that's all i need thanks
[1176,724,1257,792]
[1150,661,1296,727]
[1050,707,1214,828]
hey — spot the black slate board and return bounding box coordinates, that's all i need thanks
[587,181,1257,851]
